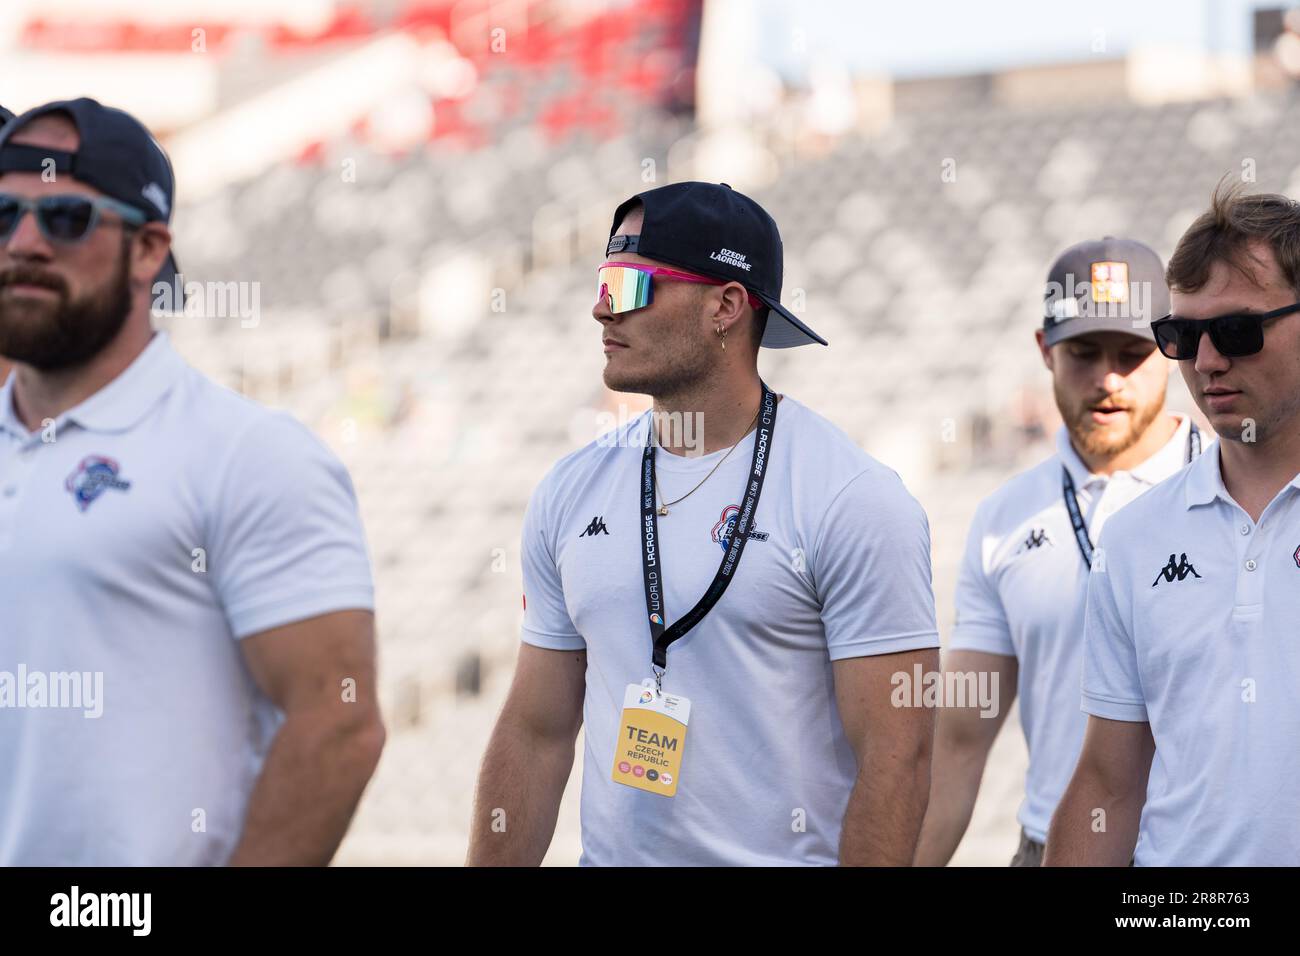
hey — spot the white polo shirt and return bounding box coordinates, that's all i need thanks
[1083,439,1300,865]
[949,414,1195,843]
[0,332,374,866]
[521,396,940,866]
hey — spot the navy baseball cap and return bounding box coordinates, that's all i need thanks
[607,181,827,348]
[1042,236,1169,346]
[0,97,181,293]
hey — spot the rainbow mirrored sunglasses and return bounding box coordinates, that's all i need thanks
[596,260,764,315]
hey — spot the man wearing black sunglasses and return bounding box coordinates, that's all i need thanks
[0,99,384,865]
[1048,183,1300,865]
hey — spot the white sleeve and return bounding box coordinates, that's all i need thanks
[1081,530,1148,721]
[948,502,1015,657]
[208,413,374,639]
[812,469,940,661]
[519,476,585,651]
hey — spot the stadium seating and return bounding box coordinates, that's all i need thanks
[156,9,1300,861]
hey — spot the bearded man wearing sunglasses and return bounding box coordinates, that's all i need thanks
[1047,183,1300,866]
[915,237,1201,868]
[0,99,383,865]
[469,181,941,866]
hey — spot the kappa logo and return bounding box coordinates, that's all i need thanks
[1151,552,1201,587]
[1015,527,1053,554]
[65,456,131,512]
[710,504,769,552]
[578,516,610,538]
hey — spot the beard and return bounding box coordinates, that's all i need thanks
[0,242,133,373]
[602,328,715,399]
[603,355,709,398]
[1060,382,1166,461]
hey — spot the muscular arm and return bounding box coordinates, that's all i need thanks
[835,647,939,866]
[1044,715,1154,866]
[914,649,1018,866]
[227,609,385,866]
[466,643,586,866]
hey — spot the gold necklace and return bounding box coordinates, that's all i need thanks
[652,404,763,516]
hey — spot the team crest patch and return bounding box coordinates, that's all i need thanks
[710,504,769,552]
[65,455,131,512]
[1091,261,1129,303]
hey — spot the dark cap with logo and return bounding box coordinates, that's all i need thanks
[606,181,826,348]
[0,97,181,290]
[1042,236,1169,346]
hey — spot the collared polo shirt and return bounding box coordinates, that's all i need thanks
[0,332,374,865]
[1083,439,1300,865]
[950,415,1196,842]
[521,396,940,865]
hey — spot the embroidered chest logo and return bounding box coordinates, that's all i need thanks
[578,516,610,538]
[710,504,769,552]
[1293,544,1300,569]
[1151,552,1201,587]
[65,455,131,512]
[1015,527,1053,554]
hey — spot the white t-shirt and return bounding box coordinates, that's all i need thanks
[521,395,940,865]
[0,332,374,865]
[949,416,1195,842]
[1083,440,1300,865]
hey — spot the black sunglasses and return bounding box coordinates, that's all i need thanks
[1150,301,1300,359]
[0,193,146,246]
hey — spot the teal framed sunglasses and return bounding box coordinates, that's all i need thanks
[0,193,146,245]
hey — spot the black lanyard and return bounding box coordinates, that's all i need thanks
[640,382,777,683]
[1062,422,1200,567]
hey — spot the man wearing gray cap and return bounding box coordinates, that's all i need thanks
[915,237,1201,867]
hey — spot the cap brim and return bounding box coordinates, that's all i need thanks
[1043,314,1155,347]
[756,293,827,348]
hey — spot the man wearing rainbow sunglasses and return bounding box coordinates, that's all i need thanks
[470,181,941,866]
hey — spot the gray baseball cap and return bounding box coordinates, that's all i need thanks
[1042,236,1170,345]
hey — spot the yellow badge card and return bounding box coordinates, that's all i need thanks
[611,683,691,797]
